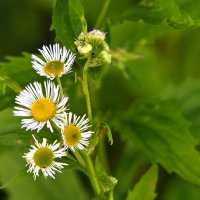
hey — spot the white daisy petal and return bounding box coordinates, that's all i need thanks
[61,112,94,151]
[13,81,69,132]
[23,135,67,180]
[32,43,75,79]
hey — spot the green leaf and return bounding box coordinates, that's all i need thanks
[101,123,113,145]
[0,168,29,190]
[51,0,87,50]
[162,176,200,200]
[0,71,21,93]
[0,150,89,200]
[51,0,74,49]
[111,6,167,25]
[113,99,200,186]
[0,52,34,78]
[0,52,38,93]
[162,79,200,141]
[111,4,200,30]
[68,0,87,36]
[0,129,62,149]
[0,108,62,149]
[95,156,117,193]
[126,164,158,200]
[167,10,200,29]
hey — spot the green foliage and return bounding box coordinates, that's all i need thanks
[161,176,200,200]
[51,0,87,50]
[1,0,200,199]
[162,79,200,141]
[0,53,39,111]
[95,157,117,193]
[0,151,89,200]
[113,99,200,186]
[110,1,200,30]
[126,164,158,200]
[97,123,113,145]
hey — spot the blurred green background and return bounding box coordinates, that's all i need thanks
[1,0,200,199]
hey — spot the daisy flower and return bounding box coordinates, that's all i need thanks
[13,81,68,132]
[32,43,75,79]
[60,112,93,151]
[23,135,68,180]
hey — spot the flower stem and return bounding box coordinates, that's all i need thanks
[56,77,64,97]
[82,59,93,123]
[73,151,86,168]
[82,59,101,196]
[81,151,101,196]
[109,189,114,200]
[95,0,111,28]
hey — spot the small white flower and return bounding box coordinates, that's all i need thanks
[32,43,75,79]
[14,81,68,132]
[60,112,93,151]
[23,135,68,180]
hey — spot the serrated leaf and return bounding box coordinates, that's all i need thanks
[111,6,166,25]
[111,4,200,30]
[95,156,117,193]
[51,0,87,50]
[114,99,200,186]
[126,164,158,200]
[167,10,200,29]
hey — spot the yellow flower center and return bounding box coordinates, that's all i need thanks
[33,147,54,168]
[31,98,56,122]
[44,61,64,77]
[63,124,81,147]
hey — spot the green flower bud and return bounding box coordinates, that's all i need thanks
[86,29,106,43]
[75,30,111,67]
[89,51,111,67]
[77,44,92,55]
[99,50,112,64]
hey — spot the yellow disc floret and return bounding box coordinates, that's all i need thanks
[44,61,64,77]
[33,147,54,168]
[63,124,81,147]
[31,98,56,122]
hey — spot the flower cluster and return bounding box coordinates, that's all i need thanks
[14,43,94,180]
[74,29,111,67]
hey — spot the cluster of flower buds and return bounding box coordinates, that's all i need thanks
[74,29,111,67]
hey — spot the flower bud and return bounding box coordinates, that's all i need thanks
[86,29,106,43]
[99,50,112,64]
[77,44,92,55]
[75,30,112,67]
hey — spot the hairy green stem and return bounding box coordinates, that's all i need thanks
[82,59,101,196]
[82,59,93,123]
[97,135,109,173]
[109,189,114,200]
[81,151,101,196]
[56,77,64,96]
[73,151,86,168]
[55,75,100,197]
[95,0,111,28]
